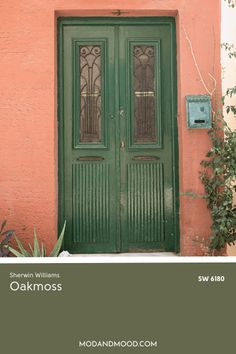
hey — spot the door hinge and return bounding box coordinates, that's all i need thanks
[120,141,125,149]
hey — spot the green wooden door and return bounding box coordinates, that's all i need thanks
[58,18,179,253]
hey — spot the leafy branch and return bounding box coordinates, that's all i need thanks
[221,43,236,59]
[225,0,236,8]
[200,112,236,251]
[222,86,236,115]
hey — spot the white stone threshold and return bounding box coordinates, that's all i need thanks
[69,252,178,257]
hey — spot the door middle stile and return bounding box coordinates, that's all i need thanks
[114,24,122,252]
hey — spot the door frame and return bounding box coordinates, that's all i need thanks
[57,17,179,253]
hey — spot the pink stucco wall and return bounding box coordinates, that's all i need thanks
[0,0,221,255]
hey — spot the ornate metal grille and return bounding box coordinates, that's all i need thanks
[79,45,102,142]
[133,46,156,143]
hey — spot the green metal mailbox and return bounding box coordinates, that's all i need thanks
[186,95,212,129]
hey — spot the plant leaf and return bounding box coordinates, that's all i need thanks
[8,246,26,257]
[28,244,34,256]
[1,229,15,235]
[0,220,7,234]
[49,221,66,257]
[33,227,41,257]
[14,236,31,257]
[41,243,46,257]
[1,233,13,246]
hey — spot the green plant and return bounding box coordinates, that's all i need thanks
[199,0,236,252]
[8,221,66,257]
[0,220,15,257]
[200,115,236,251]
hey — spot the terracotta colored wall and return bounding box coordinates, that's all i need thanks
[0,0,221,255]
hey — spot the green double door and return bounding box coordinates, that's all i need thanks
[59,18,178,253]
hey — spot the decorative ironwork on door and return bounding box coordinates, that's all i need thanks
[79,45,102,143]
[133,45,156,143]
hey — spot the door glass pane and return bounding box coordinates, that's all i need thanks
[80,45,102,142]
[133,46,156,143]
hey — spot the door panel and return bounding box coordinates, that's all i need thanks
[119,25,175,251]
[62,26,118,253]
[59,19,178,253]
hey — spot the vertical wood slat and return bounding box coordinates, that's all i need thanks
[72,164,110,243]
[128,163,163,243]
